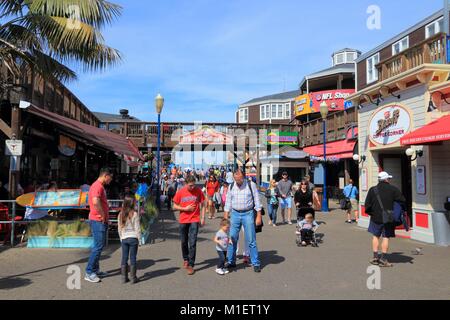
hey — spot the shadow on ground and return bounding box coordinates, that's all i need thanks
[0,277,32,290]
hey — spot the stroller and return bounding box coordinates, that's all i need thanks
[295,207,319,247]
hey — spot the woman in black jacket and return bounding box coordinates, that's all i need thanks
[294,180,315,221]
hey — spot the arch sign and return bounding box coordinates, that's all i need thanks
[368,104,412,146]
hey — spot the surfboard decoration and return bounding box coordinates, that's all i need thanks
[16,189,89,210]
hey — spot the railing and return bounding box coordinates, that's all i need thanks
[377,32,447,82]
[298,108,357,147]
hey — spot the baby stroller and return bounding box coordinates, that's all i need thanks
[295,207,319,247]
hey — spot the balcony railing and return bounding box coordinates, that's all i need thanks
[377,32,447,82]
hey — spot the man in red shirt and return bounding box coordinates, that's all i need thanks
[85,168,113,283]
[173,175,206,275]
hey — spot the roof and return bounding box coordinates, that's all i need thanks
[356,9,444,63]
[299,63,356,89]
[93,111,141,123]
[26,106,144,160]
[240,90,300,106]
[333,48,362,55]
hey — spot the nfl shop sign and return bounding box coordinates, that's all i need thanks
[312,89,355,111]
[369,104,412,146]
[5,139,23,156]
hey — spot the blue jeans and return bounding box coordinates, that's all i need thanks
[121,238,139,266]
[86,220,107,275]
[268,203,278,224]
[227,210,260,267]
[217,250,227,269]
[179,223,199,267]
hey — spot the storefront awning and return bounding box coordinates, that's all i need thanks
[26,105,144,161]
[303,139,357,160]
[400,115,450,145]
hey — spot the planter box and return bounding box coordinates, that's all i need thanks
[27,236,94,248]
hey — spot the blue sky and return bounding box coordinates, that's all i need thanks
[68,0,444,122]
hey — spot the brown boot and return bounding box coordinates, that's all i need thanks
[121,265,129,284]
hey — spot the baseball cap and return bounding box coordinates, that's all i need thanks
[282,171,288,175]
[378,171,393,181]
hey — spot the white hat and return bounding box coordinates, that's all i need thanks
[378,171,393,181]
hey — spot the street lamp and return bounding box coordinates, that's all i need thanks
[155,93,164,208]
[320,101,329,213]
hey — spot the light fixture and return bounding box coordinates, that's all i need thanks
[406,148,423,161]
[353,154,366,164]
[379,85,401,100]
[320,101,329,120]
[155,93,164,114]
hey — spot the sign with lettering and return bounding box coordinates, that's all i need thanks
[5,140,23,156]
[266,132,298,146]
[368,104,412,146]
[33,190,83,208]
[179,126,233,145]
[294,89,355,117]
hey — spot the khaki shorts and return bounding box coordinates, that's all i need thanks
[350,199,359,212]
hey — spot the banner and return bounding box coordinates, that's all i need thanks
[294,94,313,117]
[266,132,298,146]
[294,89,355,117]
[58,135,76,157]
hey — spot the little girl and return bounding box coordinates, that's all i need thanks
[118,194,141,284]
[214,219,231,275]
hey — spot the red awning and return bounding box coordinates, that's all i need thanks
[303,139,357,160]
[401,115,450,145]
[26,105,144,160]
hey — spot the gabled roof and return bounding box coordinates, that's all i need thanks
[240,90,300,106]
[356,9,443,63]
[93,111,141,123]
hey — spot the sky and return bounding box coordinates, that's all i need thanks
[68,0,444,123]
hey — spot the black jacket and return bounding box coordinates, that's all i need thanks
[265,187,281,199]
[365,182,406,224]
[294,189,313,208]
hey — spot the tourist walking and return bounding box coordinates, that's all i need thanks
[214,218,231,275]
[365,172,406,267]
[205,175,220,219]
[172,175,206,275]
[265,179,280,226]
[278,172,294,224]
[118,194,141,284]
[224,170,263,273]
[343,179,359,223]
[85,168,113,283]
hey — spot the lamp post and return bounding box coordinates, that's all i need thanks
[155,93,164,209]
[320,101,329,213]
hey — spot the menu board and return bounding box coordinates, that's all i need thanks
[34,190,82,208]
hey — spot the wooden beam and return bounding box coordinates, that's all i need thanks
[417,71,435,84]
[0,118,12,138]
[379,86,390,97]
[396,81,407,90]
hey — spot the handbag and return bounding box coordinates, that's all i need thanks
[374,187,394,224]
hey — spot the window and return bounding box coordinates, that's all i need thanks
[366,53,380,84]
[239,108,248,123]
[260,104,270,120]
[335,53,345,65]
[392,36,409,55]
[271,104,277,118]
[346,52,356,62]
[426,17,444,38]
[285,103,291,119]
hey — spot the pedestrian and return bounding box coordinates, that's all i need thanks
[365,172,406,267]
[343,179,359,224]
[172,175,206,275]
[265,179,280,226]
[278,171,294,224]
[220,182,229,212]
[224,169,263,273]
[205,175,220,219]
[214,218,231,275]
[294,180,315,220]
[226,169,234,184]
[85,168,113,283]
[167,176,178,210]
[304,175,315,192]
[118,194,141,284]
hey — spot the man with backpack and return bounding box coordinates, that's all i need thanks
[364,172,406,267]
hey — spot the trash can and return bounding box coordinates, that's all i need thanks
[432,211,450,246]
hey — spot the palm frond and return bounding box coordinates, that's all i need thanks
[0,0,24,18]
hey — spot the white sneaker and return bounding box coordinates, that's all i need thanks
[222,268,229,274]
[288,221,293,225]
[215,268,225,275]
[84,273,101,283]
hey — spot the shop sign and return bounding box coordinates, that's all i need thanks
[5,139,23,156]
[58,135,76,157]
[179,126,233,145]
[368,104,412,146]
[294,89,355,117]
[266,132,298,146]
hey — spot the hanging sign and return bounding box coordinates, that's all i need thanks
[368,104,412,146]
[5,140,23,156]
[58,135,76,156]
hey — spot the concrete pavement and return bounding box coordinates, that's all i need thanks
[1,205,449,300]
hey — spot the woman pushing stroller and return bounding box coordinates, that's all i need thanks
[294,180,315,220]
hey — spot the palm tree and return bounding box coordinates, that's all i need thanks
[0,0,122,84]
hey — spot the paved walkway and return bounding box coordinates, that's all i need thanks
[1,204,449,300]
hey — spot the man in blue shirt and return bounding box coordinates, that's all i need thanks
[343,179,359,224]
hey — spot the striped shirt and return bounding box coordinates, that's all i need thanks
[224,180,262,212]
